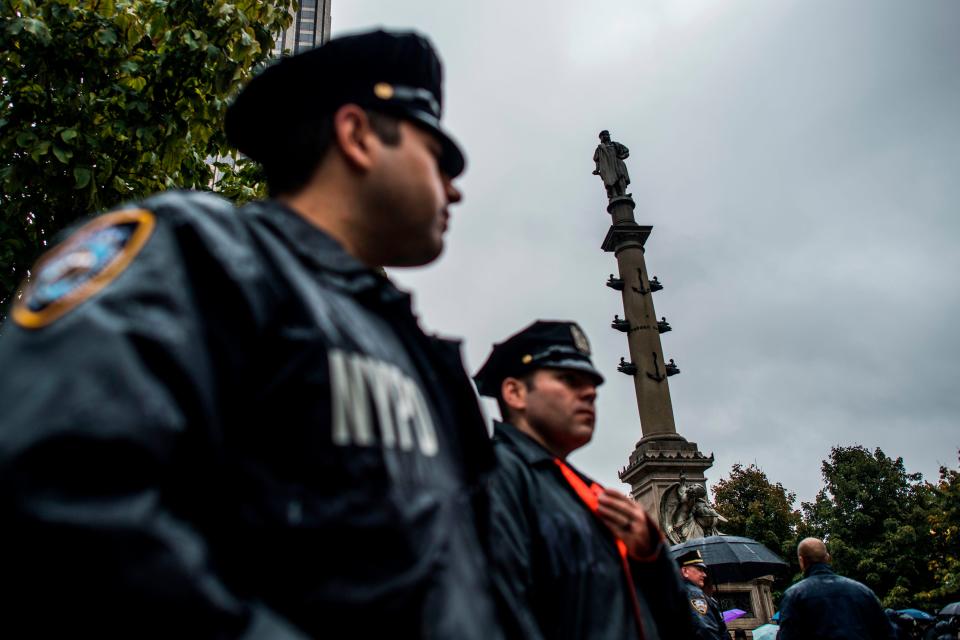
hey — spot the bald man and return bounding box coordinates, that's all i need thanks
[777,538,895,640]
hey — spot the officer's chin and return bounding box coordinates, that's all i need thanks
[571,424,594,449]
[385,239,445,268]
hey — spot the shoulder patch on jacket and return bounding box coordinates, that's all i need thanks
[13,209,156,329]
[690,597,709,615]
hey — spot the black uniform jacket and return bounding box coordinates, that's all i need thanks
[0,192,502,639]
[487,421,696,640]
[777,563,896,640]
[683,580,728,640]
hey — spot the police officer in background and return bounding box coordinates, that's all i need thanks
[0,30,503,638]
[677,549,729,640]
[475,320,696,640]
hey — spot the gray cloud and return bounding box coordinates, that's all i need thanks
[333,0,960,503]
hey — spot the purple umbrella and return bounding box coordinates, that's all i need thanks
[723,609,747,623]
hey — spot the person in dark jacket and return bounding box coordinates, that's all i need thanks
[0,30,503,639]
[927,617,959,640]
[677,549,729,640]
[474,321,696,640]
[777,538,896,640]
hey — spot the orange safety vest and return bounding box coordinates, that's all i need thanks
[554,458,649,640]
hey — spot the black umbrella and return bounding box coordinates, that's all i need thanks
[939,602,960,617]
[670,536,789,584]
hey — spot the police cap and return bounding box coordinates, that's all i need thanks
[474,321,605,398]
[676,549,707,569]
[225,29,466,177]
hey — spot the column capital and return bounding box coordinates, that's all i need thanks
[601,223,652,252]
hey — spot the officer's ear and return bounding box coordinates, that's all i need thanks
[332,103,378,172]
[501,377,528,413]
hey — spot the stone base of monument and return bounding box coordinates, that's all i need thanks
[619,435,714,533]
[716,575,777,638]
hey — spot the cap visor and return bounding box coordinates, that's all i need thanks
[405,109,466,177]
[542,359,605,386]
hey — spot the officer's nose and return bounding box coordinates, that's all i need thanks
[444,178,462,205]
[581,384,597,404]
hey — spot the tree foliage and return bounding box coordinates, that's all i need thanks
[800,446,936,608]
[915,454,960,609]
[0,0,292,318]
[713,463,803,593]
[711,449,959,611]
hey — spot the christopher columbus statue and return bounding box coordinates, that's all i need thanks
[592,130,630,199]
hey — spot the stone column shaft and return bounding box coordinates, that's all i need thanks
[615,243,677,437]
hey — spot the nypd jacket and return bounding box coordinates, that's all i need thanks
[487,421,696,640]
[0,192,502,639]
[777,563,896,640]
[683,580,728,640]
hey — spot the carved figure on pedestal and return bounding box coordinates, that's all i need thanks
[592,130,630,199]
[660,472,728,544]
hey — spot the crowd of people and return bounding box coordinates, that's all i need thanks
[887,612,959,640]
[0,27,955,640]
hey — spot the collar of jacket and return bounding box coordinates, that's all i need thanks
[493,421,558,466]
[244,199,412,306]
[684,580,706,596]
[804,562,834,578]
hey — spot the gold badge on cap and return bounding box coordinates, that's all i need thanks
[570,324,591,355]
[522,354,533,364]
[373,82,394,100]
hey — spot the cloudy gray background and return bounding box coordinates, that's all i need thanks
[332,0,959,503]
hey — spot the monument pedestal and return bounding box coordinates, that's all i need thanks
[619,434,714,529]
[717,575,777,637]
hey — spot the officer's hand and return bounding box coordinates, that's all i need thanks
[596,489,659,560]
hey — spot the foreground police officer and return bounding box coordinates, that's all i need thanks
[0,30,503,638]
[475,321,696,640]
[677,549,729,640]
[778,538,895,640]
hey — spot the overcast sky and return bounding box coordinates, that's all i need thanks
[331,0,959,504]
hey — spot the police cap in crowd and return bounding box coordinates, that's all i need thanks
[474,320,605,397]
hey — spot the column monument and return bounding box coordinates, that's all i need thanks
[592,130,721,543]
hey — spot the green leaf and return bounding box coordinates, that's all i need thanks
[21,18,51,45]
[125,77,147,91]
[52,145,72,163]
[16,131,37,148]
[73,167,92,189]
[97,29,117,45]
[30,141,51,162]
[60,129,79,142]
